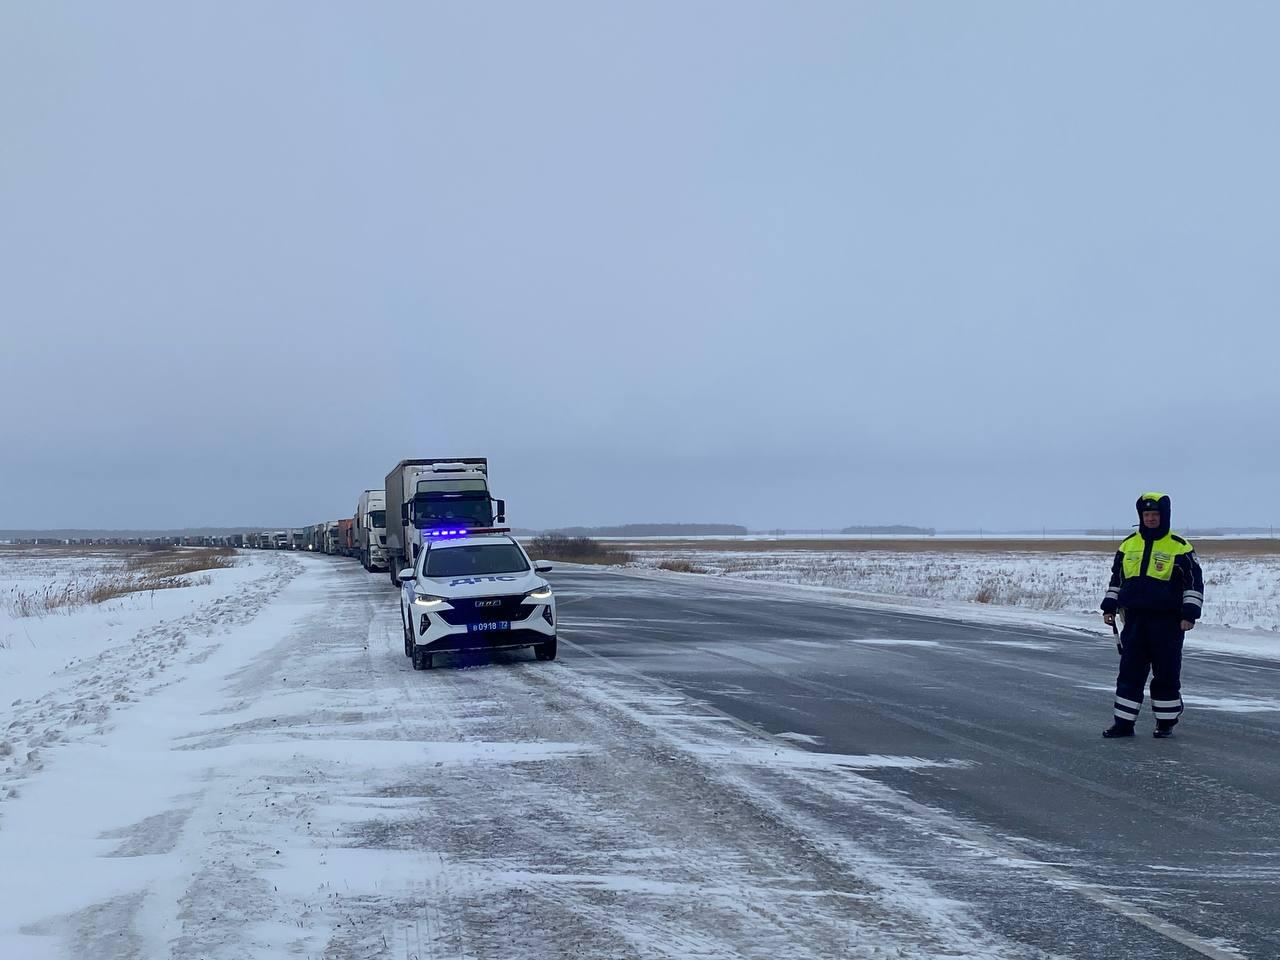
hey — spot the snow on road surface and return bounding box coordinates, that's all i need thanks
[0,550,1122,958]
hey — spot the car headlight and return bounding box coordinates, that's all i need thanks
[524,585,553,601]
[412,593,447,607]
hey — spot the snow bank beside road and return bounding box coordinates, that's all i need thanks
[0,550,298,817]
[628,548,1280,658]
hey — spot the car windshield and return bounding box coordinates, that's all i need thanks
[423,543,529,578]
[369,510,386,528]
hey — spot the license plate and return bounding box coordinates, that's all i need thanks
[467,621,510,633]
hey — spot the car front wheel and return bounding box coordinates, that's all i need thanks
[534,636,557,661]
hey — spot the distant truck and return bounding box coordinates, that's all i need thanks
[272,531,289,550]
[356,489,388,571]
[259,531,275,550]
[324,521,341,555]
[384,458,505,584]
[338,518,355,557]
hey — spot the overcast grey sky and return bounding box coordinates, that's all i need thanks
[2,2,1276,532]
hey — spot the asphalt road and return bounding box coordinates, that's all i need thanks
[552,565,1280,960]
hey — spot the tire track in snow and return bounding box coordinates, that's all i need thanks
[45,559,1073,958]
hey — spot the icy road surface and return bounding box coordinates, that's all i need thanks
[1,553,1276,959]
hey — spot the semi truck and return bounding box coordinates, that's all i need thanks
[323,521,341,555]
[384,458,505,584]
[356,489,388,571]
[338,518,355,557]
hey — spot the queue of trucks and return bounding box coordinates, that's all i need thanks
[32,457,547,669]
[240,458,504,582]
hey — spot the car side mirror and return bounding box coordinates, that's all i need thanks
[535,562,553,573]
[398,568,415,583]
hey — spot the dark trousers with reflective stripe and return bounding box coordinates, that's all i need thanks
[1113,612,1185,725]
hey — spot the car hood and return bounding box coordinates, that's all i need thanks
[418,569,547,599]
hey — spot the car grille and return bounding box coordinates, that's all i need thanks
[439,595,532,626]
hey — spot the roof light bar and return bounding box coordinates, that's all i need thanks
[421,526,511,540]
[424,528,469,539]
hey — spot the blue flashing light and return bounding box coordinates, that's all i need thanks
[425,527,470,539]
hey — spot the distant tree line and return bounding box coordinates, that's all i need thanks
[839,525,936,536]
[544,523,748,538]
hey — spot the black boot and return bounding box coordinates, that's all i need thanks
[1153,720,1177,739]
[1103,720,1135,738]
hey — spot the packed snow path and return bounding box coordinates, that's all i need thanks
[1,554,1276,959]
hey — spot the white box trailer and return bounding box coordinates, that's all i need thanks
[383,458,504,584]
[355,489,388,571]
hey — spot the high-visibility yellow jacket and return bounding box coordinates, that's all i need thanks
[1100,492,1204,620]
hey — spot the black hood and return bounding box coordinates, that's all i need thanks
[1136,492,1171,541]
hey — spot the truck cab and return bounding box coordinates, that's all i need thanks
[403,464,505,570]
[356,489,388,571]
[385,458,505,585]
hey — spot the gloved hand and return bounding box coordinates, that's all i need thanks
[1102,612,1116,627]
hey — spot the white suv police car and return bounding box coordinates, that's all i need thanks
[398,534,556,670]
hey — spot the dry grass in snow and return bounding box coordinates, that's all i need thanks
[1,547,235,618]
[525,534,633,566]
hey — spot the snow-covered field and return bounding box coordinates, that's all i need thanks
[0,548,295,826]
[629,547,1280,657]
[1,547,130,620]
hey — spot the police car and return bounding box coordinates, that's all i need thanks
[398,533,556,670]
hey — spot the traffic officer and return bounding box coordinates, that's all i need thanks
[1100,492,1204,738]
